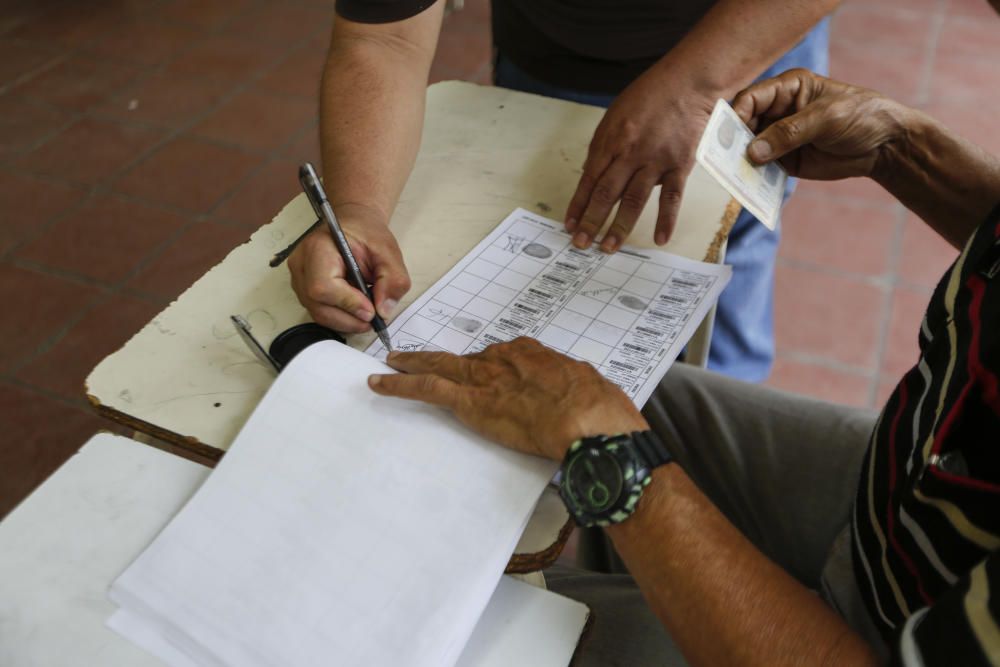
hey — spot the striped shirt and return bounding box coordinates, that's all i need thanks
[852,204,1000,665]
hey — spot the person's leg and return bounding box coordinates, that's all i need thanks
[546,566,689,667]
[642,361,875,587]
[555,360,877,664]
[707,17,831,382]
[581,359,875,582]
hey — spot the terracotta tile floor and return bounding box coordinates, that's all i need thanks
[1,0,998,516]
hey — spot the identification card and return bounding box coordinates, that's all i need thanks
[695,98,787,230]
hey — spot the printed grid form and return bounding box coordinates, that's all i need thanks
[367,209,731,406]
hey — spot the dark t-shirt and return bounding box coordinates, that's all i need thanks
[335,0,716,93]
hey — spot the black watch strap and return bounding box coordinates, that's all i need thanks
[631,430,672,469]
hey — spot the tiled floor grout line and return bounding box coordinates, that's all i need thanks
[1,29,325,255]
[0,26,333,382]
[0,0,315,173]
[1,211,199,378]
[860,2,945,406]
[775,256,901,289]
[0,374,117,414]
[0,49,70,97]
[773,349,878,378]
[0,269,121,378]
[866,203,910,407]
[914,2,948,108]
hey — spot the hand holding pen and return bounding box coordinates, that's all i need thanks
[286,163,411,347]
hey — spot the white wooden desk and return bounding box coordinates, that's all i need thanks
[0,435,200,666]
[0,433,569,666]
[82,82,734,567]
[86,81,734,458]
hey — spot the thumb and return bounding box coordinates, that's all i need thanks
[371,246,412,320]
[747,105,824,165]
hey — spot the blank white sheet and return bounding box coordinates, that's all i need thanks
[110,576,590,667]
[455,576,589,667]
[109,341,557,667]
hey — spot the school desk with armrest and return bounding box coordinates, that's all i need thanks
[84,81,737,566]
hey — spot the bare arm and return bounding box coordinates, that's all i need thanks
[568,0,842,251]
[658,0,840,97]
[608,465,878,667]
[289,3,445,332]
[874,110,1000,248]
[319,4,444,227]
[368,339,879,667]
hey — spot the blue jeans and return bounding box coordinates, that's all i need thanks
[494,18,831,382]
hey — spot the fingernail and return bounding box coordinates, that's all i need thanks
[380,299,398,319]
[600,236,619,253]
[749,139,771,161]
[355,307,373,321]
[573,231,590,248]
[367,375,381,388]
[386,351,398,362]
[565,217,578,231]
[655,231,668,245]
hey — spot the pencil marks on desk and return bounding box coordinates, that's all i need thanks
[151,319,177,337]
[211,308,277,340]
[221,359,268,376]
[148,389,259,409]
[263,228,287,250]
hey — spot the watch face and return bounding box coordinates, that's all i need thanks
[564,448,624,513]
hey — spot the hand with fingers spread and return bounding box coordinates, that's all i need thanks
[565,66,717,253]
[288,204,411,334]
[367,338,648,461]
[732,68,909,181]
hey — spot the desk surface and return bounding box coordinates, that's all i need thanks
[0,435,201,666]
[0,433,568,665]
[86,81,733,458]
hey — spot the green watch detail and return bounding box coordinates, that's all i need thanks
[558,431,672,528]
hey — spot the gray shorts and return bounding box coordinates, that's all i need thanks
[546,362,887,666]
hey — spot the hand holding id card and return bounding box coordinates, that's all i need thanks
[696,99,787,230]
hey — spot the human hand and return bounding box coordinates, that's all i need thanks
[732,68,910,180]
[367,338,648,461]
[565,66,716,252]
[288,204,411,333]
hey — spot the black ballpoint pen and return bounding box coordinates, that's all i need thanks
[298,163,393,352]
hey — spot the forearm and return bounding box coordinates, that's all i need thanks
[319,8,443,224]
[606,465,878,667]
[655,0,840,97]
[875,108,1000,248]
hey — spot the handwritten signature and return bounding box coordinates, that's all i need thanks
[581,287,617,298]
[426,307,452,323]
[504,234,527,254]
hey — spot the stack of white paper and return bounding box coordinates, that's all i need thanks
[108,342,577,666]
